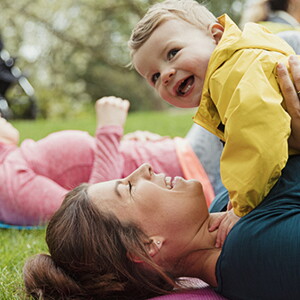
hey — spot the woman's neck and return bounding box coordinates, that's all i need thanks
[179,212,224,287]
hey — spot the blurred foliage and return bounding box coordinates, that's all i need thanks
[0,0,247,118]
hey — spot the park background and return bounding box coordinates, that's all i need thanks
[1,0,247,119]
[0,0,247,298]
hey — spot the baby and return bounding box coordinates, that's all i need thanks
[128,0,300,245]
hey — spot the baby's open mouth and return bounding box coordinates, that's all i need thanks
[177,76,194,96]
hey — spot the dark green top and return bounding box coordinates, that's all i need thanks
[213,155,300,300]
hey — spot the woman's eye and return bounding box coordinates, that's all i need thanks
[151,73,160,84]
[128,181,133,194]
[167,49,179,60]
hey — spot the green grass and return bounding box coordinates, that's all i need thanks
[1,109,195,299]
[0,229,47,299]
[13,109,194,141]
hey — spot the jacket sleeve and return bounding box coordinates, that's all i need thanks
[89,125,124,183]
[213,53,291,217]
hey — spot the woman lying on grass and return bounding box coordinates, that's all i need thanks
[23,58,300,300]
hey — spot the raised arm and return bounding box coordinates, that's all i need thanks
[89,96,130,183]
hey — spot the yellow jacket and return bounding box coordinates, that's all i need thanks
[194,15,297,217]
[259,21,300,34]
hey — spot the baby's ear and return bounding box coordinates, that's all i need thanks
[209,23,224,44]
[127,237,164,263]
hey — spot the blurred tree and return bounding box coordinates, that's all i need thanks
[204,0,246,22]
[0,0,247,118]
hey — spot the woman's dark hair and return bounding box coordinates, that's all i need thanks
[23,183,176,300]
[269,0,288,12]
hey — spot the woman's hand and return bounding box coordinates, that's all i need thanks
[95,96,130,129]
[277,56,300,150]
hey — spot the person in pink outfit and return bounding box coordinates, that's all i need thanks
[0,96,217,226]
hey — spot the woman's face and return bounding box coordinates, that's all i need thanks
[88,163,208,249]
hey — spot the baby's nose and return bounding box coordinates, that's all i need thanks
[162,70,175,86]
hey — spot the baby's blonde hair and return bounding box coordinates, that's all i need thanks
[128,0,217,57]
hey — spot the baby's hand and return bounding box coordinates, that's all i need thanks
[123,130,168,142]
[95,96,130,129]
[209,209,240,248]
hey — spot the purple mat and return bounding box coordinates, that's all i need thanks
[148,279,227,300]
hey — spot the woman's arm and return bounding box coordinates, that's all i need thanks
[277,55,300,150]
[89,97,130,183]
[0,159,68,225]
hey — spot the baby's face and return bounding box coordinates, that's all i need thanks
[133,18,223,108]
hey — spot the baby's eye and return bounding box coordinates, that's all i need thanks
[167,49,179,60]
[151,73,160,84]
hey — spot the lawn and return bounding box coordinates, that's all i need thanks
[1,108,195,299]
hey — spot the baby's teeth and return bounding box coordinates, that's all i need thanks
[185,84,191,93]
[181,83,192,94]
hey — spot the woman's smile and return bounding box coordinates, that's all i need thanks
[88,163,207,237]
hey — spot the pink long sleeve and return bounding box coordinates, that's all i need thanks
[0,149,68,225]
[0,127,126,225]
[0,126,184,226]
[89,126,124,183]
[0,130,95,225]
[89,125,184,182]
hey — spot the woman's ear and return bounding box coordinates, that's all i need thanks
[127,236,164,263]
[148,236,164,256]
[209,23,224,44]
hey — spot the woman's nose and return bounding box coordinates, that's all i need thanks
[162,69,175,86]
[129,163,152,180]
